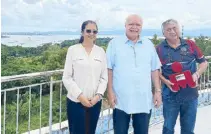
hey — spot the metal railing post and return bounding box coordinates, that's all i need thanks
[49,76,53,134]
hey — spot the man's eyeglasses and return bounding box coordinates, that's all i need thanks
[165,27,178,33]
[85,29,98,34]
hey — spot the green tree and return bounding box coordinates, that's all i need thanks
[151,34,160,46]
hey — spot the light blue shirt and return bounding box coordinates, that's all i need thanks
[106,35,161,114]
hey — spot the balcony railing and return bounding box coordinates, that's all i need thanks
[1,61,211,134]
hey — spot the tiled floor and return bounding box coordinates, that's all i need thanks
[149,105,211,134]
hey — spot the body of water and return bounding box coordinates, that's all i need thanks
[1,35,117,47]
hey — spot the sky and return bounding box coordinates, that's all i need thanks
[1,0,211,32]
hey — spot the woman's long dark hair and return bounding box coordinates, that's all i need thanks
[79,20,98,43]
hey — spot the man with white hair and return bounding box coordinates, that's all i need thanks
[106,14,162,134]
[156,19,208,134]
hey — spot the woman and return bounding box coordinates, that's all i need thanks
[62,20,108,134]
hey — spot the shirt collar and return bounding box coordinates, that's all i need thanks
[163,37,188,48]
[123,34,142,44]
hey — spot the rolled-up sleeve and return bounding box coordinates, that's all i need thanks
[62,47,82,98]
[97,48,108,95]
[106,40,115,69]
[192,41,206,63]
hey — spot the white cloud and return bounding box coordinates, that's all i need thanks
[1,0,211,32]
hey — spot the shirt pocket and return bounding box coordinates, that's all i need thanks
[93,58,102,63]
[92,57,103,76]
[72,57,86,68]
[93,57,103,67]
[73,57,85,62]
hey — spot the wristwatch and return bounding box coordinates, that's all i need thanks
[155,89,162,92]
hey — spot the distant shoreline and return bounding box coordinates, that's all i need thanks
[1,35,10,38]
[1,35,116,47]
[2,28,211,37]
[1,34,210,48]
